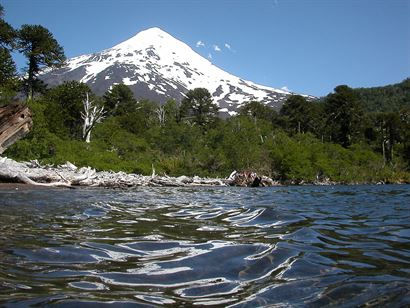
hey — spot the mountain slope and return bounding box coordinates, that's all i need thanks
[40,27,310,116]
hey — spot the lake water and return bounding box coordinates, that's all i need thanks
[0,185,409,307]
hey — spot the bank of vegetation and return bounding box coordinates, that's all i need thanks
[1,5,409,184]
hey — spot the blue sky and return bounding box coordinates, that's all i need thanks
[2,0,409,97]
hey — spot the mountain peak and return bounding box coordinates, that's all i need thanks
[40,28,311,117]
[140,27,168,35]
[114,27,177,50]
[132,27,171,40]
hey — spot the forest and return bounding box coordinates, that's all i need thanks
[1,5,409,184]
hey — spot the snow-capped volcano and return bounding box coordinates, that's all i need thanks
[41,27,308,116]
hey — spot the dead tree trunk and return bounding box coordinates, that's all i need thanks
[81,92,104,143]
[0,104,33,154]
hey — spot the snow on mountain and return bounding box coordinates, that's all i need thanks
[40,27,310,116]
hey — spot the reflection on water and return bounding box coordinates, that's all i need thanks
[0,185,409,306]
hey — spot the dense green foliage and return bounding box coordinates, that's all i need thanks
[0,4,18,106]
[355,79,410,112]
[5,81,410,184]
[0,47,18,105]
[1,6,409,184]
[324,85,364,147]
[103,83,138,116]
[0,4,16,49]
[180,88,219,128]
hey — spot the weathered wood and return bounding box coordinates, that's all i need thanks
[0,104,33,154]
[0,157,237,188]
[0,156,281,188]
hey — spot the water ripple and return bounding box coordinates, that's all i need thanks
[0,185,409,306]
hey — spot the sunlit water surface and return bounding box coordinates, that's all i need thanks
[0,185,409,307]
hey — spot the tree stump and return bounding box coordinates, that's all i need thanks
[0,104,32,154]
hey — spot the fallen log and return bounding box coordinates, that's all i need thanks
[0,104,33,154]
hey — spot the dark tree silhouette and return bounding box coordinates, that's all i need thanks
[17,24,65,100]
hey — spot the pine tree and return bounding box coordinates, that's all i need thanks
[324,85,364,147]
[0,5,18,105]
[0,4,16,49]
[0,47,16,84]
[180,88,219,128]
[17,24,66,100]
[280,95,312,134]
[239,100,277,123]
[103,84,137,115]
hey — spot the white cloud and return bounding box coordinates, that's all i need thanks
[224,43,231,50]
[196,40,205,48]
[208,53,213,59]
[281,86,290,92]
[213,45,221,52]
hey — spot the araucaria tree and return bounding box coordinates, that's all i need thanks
[0,4,18,105]
[103,83,137,116]
[280,95,311,134]
[324,85,364,147]
[0,4,16,49]
[180,88,219,128]
[17,25,65,100]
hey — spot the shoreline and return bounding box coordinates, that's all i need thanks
[0,157,408,188]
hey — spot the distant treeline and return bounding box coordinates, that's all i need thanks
[1,5,409,183]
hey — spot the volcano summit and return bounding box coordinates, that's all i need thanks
[41,27,309,116]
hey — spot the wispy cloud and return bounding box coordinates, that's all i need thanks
[208,53,213,59]
[281,86,290,92]
[213,45,221,52]
[196,40,205,48]
[224,43,231,50]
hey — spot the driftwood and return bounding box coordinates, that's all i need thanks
[0,157,280,188]
[0,104,33,155]
[0,157,281,188]
[0,157,235,188]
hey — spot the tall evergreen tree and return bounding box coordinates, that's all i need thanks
[17,24,65,100]
[280,95,320,135]
[0,47,16,83]
[0,47,18,105]
[0,5,18,105]
[180,88,219,128]
[324,85,364,147]
[103,84,137,116]
[0,4,16,49]
[239,100,278,123]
